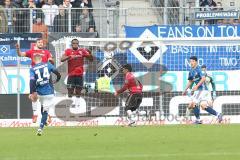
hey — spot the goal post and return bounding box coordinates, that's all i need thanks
[52,37,240,124]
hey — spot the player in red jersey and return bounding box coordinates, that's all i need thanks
[114,64,143,126]
[61,39,93,108]
[16,38,54,123]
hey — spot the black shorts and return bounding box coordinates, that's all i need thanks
[125,93,143,111]
[67,76,83,89]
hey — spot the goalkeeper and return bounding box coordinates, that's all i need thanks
[201,65,216,101]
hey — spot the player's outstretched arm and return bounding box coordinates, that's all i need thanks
[183,80,193,95]
[115,84,128,96]
[15,43,26,57]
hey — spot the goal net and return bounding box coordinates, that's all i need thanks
[51,37,240,124]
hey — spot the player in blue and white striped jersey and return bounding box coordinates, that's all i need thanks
[183,56,222,124]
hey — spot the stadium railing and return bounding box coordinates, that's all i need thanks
[0,7,239,37]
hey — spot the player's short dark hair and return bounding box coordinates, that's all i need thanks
[122,64,132,72]
[201,64,207,68]
[71,39,79,44]
[189,56,198,61]
[36,38,43,42]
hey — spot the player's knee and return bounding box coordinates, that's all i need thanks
[42,106,50,112]
[29,93,38,102]
[75,88,82,95]
[207,101,213,106]
[200,102,207,109]
[188,103,195,109]
[126,109,132,116]
[67,90,74,97]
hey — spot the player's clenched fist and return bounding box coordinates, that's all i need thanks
[29,92,38,102]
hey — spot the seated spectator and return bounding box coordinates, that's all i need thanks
[222,19,228,24]
[200,0,216,10]
[73,6,95,32]
[74,23,82,32]
[32,17,48,46]
[42,0,58,32]
[53,5,68,32]
[228,18,238,25]
[221,18,238,25]
[216,2,223,11]
[216,19,223,25]
[88,27,94,32]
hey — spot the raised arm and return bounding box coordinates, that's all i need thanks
[15,43,27,57]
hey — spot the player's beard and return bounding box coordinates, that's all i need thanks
[72,47,78,50]
[37,45,43,49]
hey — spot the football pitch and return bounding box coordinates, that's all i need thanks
[0,125,239,160]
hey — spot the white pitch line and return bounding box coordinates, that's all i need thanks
[86,152,240,159]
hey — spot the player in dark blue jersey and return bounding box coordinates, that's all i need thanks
[30,54,61,136]
[183,56,222,124]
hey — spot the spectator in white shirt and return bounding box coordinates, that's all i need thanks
[42,0,59,32]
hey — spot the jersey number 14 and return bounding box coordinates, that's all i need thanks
[35,67,50,83]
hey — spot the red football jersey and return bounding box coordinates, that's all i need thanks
[117,72,143,94]
[26,49,52,66]
[64,48,90,76]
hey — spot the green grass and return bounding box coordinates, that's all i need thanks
[0,125,239,160]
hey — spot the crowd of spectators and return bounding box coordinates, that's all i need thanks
[0,0,96,35]
[200,0,239,25]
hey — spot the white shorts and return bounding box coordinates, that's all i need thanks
[38,94,55,111]
[190,90,212,104]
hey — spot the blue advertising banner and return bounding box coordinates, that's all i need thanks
[124,25,240,71]
[0,33,42,66]
[125,25,240,38]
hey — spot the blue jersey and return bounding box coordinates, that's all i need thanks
[188,66,207,90]
[30,62,56,95]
